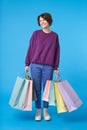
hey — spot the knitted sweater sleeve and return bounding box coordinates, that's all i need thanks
[53,35,60,70]
[25,32,35,66]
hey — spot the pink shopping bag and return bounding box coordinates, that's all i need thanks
[57,80,83,112]
[22,79,33,111]
[42,80,56,106]
[42,80,51,102]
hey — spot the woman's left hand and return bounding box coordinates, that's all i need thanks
[54,70,59,75]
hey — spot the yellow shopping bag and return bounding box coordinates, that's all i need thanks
[54,82,68,113]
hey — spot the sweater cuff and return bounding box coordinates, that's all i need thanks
[25,63,29,66]
[53,66,58,70]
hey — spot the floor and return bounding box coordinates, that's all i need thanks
[0,93,87,130]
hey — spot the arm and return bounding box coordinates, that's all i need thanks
[54,35,60,74]
[25,32,35,72]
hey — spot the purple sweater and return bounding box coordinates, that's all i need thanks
[25,30,60,70]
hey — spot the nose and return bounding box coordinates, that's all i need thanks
[40,20,44,23]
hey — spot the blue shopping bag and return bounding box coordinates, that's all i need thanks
[9,76,29,110]
[49,81,56,106]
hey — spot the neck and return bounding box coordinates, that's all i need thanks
[42,28,51,33]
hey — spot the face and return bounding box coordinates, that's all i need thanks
[39,17,50,29]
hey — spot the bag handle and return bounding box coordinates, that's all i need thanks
[25,72,32,80]
[54,71,62,82]
[18,68,32,79]
[25,66,32,79]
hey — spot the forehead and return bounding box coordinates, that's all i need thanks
[39,17,45,21]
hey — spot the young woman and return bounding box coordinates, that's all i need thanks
[25,12,60,121]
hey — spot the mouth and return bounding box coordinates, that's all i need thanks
[41,24,46,27]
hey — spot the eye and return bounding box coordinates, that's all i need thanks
[39,20,44,24]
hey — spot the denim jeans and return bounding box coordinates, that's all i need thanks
[31,63,53,108]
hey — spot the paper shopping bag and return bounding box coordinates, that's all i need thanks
[9,76,29,110]
[54,82,68,113]
[49,81,56,106]
[22,79,33,111]
[26,74,37,101]
[57,80,83,112]
[42,80,56,106]
[42,80,51,102]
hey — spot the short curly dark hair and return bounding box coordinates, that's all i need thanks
[37,12,53,26]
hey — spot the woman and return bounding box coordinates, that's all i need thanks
[25,12,60,121]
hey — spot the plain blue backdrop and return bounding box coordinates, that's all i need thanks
[0,0,87,130]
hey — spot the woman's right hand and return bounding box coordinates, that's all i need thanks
[25,66,29,72]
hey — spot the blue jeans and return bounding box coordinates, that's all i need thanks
[31,63,53,108]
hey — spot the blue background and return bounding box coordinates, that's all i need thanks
[0,0,87,130]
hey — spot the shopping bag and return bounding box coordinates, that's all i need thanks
[42,80,56,105]
[49,81,56,106]
[42,80,51,102]
[54,82,68,113]
[57,80,83,112]
[22,79,33,111]
[9,76,35,111]
[25,74,37,101]
[9,76,28,109]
